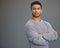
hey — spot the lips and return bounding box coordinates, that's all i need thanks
[35,12,38,14]
[35,13,39,15]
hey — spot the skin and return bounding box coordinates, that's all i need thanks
[31,4,42,22]
[31,4,52,37]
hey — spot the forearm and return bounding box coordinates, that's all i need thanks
[42,29,58,41]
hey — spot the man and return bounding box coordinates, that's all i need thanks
[24,1,58,48]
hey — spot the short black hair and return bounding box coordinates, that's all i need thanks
[31,1,42,9]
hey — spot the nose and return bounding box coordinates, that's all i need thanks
[35,9,38,12]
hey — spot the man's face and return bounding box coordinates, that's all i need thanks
[31,4,42,17]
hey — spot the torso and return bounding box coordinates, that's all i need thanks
[28,19,48,34]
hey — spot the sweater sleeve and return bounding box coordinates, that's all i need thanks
[24,24,48,46]
[43,21,58,41]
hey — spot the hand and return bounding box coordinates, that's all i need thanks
[38,34,43,37]
[47,29,52,33]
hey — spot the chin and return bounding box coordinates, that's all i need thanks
[33,15,40,17]
[32,14,40,17]
[35,15,40,16]
[35,15,40,17]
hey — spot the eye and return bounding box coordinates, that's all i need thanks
[38,8,41,10]
[32,8,36,10]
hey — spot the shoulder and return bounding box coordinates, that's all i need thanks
[43,20,51,26]
[25,19,34,27]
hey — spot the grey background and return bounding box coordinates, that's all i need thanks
[0,0,60,48]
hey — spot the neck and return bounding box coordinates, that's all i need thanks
[32,16,41,22]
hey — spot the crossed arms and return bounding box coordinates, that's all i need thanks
[25,21,58,45]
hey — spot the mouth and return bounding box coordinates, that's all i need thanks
[35,13,39,15]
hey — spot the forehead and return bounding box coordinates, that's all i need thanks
[32,4,41,8]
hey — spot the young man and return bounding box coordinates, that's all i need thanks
[24,1,58,48]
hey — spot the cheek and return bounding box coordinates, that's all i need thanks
[38,10,42,14]
[32,10,35,13]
